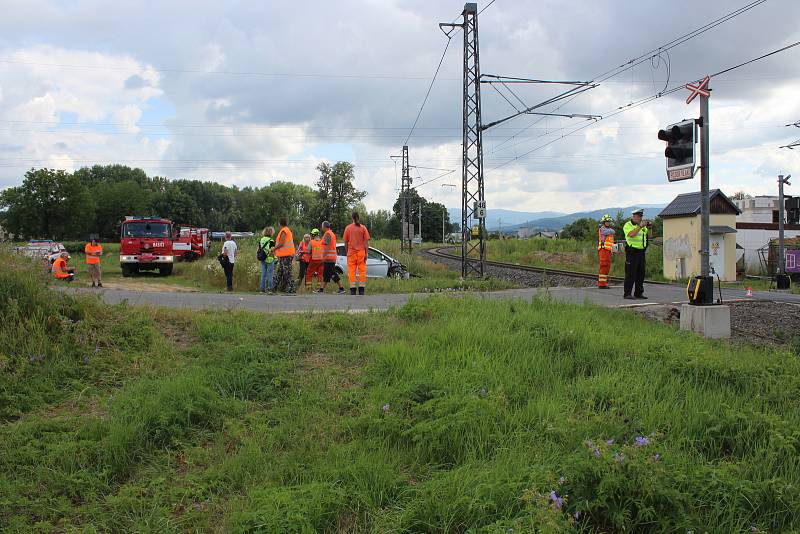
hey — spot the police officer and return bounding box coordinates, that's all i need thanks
[623,208,651,300]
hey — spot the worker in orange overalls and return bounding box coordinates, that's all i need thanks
[319,221,345,294]
[305,228,325,291]
[343,211,370,295]
[84,235,103,288]
[597,214,615,289]
[52,252,75,282]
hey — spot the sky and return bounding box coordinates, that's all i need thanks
[0,0,799,214]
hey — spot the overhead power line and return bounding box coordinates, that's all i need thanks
[404,33,457,145]
[487,0,768,155]
[489,38,800,170]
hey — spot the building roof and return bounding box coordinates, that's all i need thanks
[710,225,737,234]
[658,189,741,218]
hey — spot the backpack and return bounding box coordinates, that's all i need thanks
[256,238,269,261]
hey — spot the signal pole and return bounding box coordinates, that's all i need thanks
[441,3,486,278]
[699,92,710,278]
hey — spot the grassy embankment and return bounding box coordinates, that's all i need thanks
[484,238,667,281]
[2,251,800,532]
[62,239,514,294]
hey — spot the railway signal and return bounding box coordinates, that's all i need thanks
[657,120,696,182]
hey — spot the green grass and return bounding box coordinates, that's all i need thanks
[2,251,800,532]
[486,238,667,281]
[66,239,515,294]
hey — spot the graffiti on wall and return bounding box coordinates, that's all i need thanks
[664,234,693,260]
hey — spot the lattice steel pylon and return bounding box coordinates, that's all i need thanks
[442,2,486,278]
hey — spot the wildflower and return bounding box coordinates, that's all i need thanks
[83,355,90,364]
[593,447,602,458]
[634,436,649,447]
[479,387,488,398]
[558,476,566,485]
[606,439,615,445]
[382,403,390,413]
[613,452,625,464]
[574,511,582,521]
[549,490,563,510]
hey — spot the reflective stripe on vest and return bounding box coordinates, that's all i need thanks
[322,230,337,261]
[310,238,324,261]
[275,227,296,257]
[623,221,648,249]
[597,228,614,251]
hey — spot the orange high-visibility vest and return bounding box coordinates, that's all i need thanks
[52,257,70,278]
[597,227,614,251]
[274,227,296,257]
[85,243,102,264]
[298,240,312,262]
[322,229,337,262]
[310,238,324,261]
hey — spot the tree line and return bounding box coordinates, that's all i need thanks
[0,163,454,242]
[560,211,663,242]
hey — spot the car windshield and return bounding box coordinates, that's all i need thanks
[123,222,171,238]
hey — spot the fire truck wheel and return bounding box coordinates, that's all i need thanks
[159,265,174,276]
[121,264,134,277]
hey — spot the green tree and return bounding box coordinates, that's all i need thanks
[364,209,395,239]
[561,217,598,242]
[0,168,94,239]
[92,180,152,238]
[313,162,366,232]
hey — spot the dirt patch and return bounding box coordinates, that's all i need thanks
[154,310,197,349]
[631,300,800,347]
[527,251,582,265]
[99,280,199,292]
[301,352,362,392]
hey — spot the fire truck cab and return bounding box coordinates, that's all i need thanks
[119,216,174,277]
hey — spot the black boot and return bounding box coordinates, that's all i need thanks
[350,288,356,295]
[358,287,365,296]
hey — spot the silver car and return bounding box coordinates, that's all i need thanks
[335,245,408,279]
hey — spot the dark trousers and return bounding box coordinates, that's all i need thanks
[298,260,308,283]
[275,256,296,293]
[624,247,646,297]
[223,261,234,290]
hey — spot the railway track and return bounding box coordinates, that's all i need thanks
[423,246,670,286]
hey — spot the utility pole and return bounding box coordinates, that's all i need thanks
[777,174,792,289]
[418,201,423,243]
[400,145,412,252]
[441,3,486,278]
[442,206,447,244]
[498,218,502,238]
[699,92,711,280]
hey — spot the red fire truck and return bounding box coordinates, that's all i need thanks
[173,225,209,261]
[119,216,175,277]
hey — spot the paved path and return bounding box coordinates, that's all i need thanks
[69,282,800,314]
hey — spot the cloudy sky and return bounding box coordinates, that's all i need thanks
[1,0,799,213]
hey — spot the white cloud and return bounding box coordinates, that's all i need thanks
[0,0,799,215]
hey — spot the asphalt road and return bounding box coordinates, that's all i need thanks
[69,282,800,314]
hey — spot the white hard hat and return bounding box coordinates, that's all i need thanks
[631,208,644,216]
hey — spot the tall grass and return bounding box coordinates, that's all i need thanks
[2,255,799,532]
[487,237,666,280]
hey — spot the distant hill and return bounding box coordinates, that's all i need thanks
[447,208,565,230]
[503,204,667,233]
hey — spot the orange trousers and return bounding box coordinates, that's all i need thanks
[598,248,612,287]
[305,260,324,286]
[347,250,367,284]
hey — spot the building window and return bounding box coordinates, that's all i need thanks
[772,210,779,223]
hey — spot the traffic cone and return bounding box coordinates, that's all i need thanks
[746,287,753,297]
